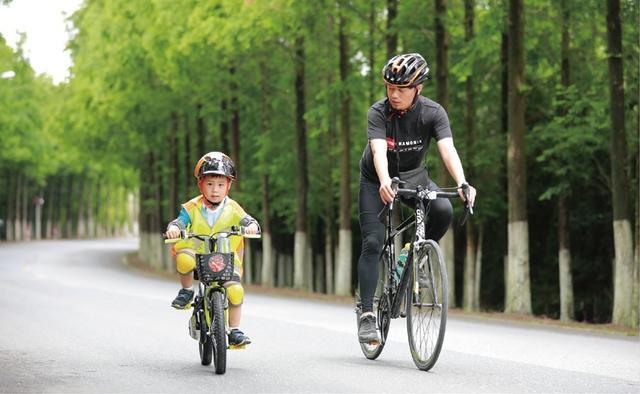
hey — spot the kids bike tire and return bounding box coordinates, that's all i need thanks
[211,291,227,375]
[198,309,213,366]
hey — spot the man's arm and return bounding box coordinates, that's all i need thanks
[370,139,395,204]
[436,137,476,206]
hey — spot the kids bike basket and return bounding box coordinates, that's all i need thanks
[196,252,235,282]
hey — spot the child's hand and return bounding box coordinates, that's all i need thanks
[165,225,182,239]
[244,223,259,235]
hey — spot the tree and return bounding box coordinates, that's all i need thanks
[462,0,480,312]
[557,0,574,322]
[434,0,456,307]
[293,33,310,290]
[335,0,352,296]
[505,0,531,314]
[606,0,635,328]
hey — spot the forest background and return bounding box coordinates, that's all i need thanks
[0,0,638,328]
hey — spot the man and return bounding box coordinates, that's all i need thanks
[357,53,477,343]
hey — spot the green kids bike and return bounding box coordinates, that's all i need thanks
[166,226,260,374]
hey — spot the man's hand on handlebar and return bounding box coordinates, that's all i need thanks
[379,177,397,204]
[458,183,476,216]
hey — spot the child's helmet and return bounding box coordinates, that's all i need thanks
[193,152,237,180]
[382,53,429,87]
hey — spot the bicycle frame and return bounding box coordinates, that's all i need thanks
[382,195,429,320]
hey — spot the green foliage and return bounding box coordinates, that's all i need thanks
[1,0,638,322]
[534,85,609,201]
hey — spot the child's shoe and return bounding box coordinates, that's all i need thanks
[228,328,251,347]
[171,288,194,309]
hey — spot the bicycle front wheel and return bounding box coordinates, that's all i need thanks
[406,239,448,371]
[198,308,213,366]
[210,291,227,374]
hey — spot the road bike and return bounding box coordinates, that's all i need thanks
[356,178,471,371]
[165,226,260,375]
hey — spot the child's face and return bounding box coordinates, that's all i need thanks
[199,175,231,204]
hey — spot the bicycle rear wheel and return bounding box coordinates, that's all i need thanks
[406,240,448,371]
[356,254,390,360]
[210,291,227,374]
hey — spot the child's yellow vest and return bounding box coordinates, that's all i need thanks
[173,195,247,270]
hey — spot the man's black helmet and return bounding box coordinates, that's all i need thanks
[193,151,236,180]
[382,53,430,87]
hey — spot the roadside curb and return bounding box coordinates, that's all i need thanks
[123,252,638,337]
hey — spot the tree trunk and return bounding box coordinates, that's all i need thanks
[219,100,230,157]
[558,196,574,321]
[335,3,352,296]
[65,175,74,238]
[22,175,30,240]
[169,112,179,221]
[434,0,455,307]
[462,0,478,312]
[196,103,206,157]
[44,180,53,239]
[474,226,483,309]
[230,69,241,193]
[75,176,85,239]
[463,222,477,312]
[558,0,575,322]
[505,0,531,315]
[293,34,309,290]
[14,172,22,241]
[368,1,377,104]
[184,115,193,200]
[606,0,634,327]
[5,172,14,241]
[258,57,274,287]
[87,178,95,238]
[386,0,398,60]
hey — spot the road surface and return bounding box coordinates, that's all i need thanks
[0,239,638,393]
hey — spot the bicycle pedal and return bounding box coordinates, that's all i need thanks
[171,303,192,310]
[228,344,248,350]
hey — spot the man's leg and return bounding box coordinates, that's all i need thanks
[357,176,385,342]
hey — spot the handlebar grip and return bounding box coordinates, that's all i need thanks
[164,238,181,244]
[243,233,262,239]
[436,191,459,198]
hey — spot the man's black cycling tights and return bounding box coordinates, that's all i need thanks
[357,173,452,313]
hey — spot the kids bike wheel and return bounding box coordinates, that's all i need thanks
[211,291,227,375]
[406,240,448,371]
[198,310,213,366]
[356,254,390,360]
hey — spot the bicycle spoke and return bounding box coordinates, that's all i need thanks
[406,240,447,371]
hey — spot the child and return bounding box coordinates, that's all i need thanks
[165,151,260,346]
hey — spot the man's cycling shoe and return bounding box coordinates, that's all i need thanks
[171,288,194,309]
[358,314,380,343]
[228,329,251,347]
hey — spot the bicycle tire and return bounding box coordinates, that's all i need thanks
[198,309,213,366]
[406,239,448,371]
[211,291,227,374]
[357,254,391,360]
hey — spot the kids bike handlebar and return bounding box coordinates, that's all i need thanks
[164,226,261,244]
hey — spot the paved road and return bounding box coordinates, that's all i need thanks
[0,239,638,393]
